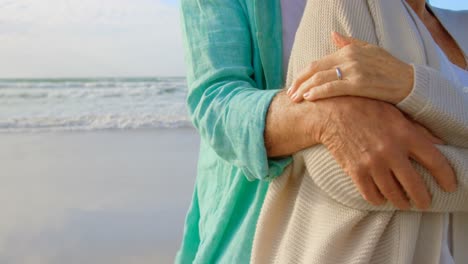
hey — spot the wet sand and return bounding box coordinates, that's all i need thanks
[0,128,199,263]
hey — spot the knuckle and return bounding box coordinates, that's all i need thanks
[354,73,366,84]
[321,83,333,92]
[347,43,358,52]
[344,52,355,60]
[361,158,374,169]
[311,73,324,85]
[360,153,379,169]
[347,61,361,71]
[374,143,392,157]
[296,86,308,95]
[291,79,298,87]
[350,167,367,182]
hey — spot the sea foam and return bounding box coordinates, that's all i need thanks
[0,77,193,133]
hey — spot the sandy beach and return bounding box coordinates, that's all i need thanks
[0,128,199,264]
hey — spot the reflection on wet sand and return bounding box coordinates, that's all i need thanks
[0,129,198,264]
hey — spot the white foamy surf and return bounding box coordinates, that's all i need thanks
[0,77,192,133]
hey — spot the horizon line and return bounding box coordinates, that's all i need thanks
[0,75,187,81]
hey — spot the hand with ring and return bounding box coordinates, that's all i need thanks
[287,32,415,104]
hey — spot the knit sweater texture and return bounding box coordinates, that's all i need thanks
[251,0,468,263]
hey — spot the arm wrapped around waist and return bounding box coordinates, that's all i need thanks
[297,145,468,212]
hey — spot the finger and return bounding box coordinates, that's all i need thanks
[288,55,342,97]
[391,157,432,210]
[408,136,457,192]
[303,80,354,101]
[352,172,386,206]
[290,70,338,102]
[372,167,411,210]
[412,122,445,145]
[287,64,317,96]
[332,31,369,48]
[331,31,352,48]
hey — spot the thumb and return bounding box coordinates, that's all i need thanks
[331,31,368,48]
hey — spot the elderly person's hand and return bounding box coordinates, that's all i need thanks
[314,96,456,210]
[284,32,459,210]
[287,32,414,104]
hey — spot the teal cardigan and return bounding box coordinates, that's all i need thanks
[176,0,293,263]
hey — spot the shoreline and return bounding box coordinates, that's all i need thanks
[0,126,196,135]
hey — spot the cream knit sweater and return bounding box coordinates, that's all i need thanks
[251,0,468,263]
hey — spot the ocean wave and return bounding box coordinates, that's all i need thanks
[0,115,193,133]
[0,77,192,132]
[0,77,186,89]
[0,87,183,99]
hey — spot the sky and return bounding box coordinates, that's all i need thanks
[430,0,468,11]
[0,0,466,78]
[0,0,184,78]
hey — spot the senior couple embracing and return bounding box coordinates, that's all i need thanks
[177,0,468,263]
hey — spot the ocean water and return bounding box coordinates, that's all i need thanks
[0,77,192,133]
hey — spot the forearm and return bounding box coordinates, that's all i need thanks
[397,64,468,148]
[181,0,295,181]
[264,90,326,158]
[264,0,375,157]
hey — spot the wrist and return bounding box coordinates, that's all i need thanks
[265,91,323,157]
[300,99,334,146]
[396,63,415,104]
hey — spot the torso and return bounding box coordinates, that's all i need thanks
[280,2,466,264]
[426,6,468,69]
[420,21,467,264]
[441,63,468,262]
[280,0,307,77]
[452,60,468,84]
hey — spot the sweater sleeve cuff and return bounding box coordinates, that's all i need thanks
[395,64,430,118]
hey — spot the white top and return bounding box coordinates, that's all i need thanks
[452,62,468,84]
[441,214,455,264]
[440,63,468,264]
[437,64,466,264]
[254,1,468,263]
[279,2,467,264]
[441,62,468,264]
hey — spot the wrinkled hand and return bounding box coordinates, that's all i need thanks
[316,97,456,210]
[287,32,414,104]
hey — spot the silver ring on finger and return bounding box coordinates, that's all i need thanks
[335,67,343,80]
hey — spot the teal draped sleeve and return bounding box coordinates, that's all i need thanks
[176,0,293,263]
